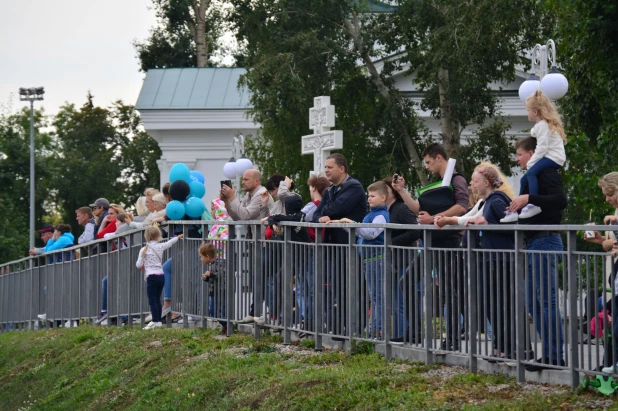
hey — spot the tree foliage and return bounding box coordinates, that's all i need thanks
[134,0,240,71]
[231,0,551,189]
[0,106,54,261]
[0,96,161,263]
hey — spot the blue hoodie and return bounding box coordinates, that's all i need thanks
[44,233,75,263]
[44,232,75,252]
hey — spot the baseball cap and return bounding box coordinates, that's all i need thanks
[37,225,54,234]
[89,198,110,209]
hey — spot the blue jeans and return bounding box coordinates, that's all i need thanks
[525,235,564,360]
[520,157,561,196]
[102,276,108,312]
[147,275,165,322]
[163,258,172,301]
[364,255,384,336]
[297,258,314,326]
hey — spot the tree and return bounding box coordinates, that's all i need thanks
[231,0,551,189]
[51,94,161,236]
[0,105,55,262]
[232,0,430,191]
[134,0,239,71]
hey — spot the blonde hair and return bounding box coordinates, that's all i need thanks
[526,90,566,143]
[144,187,160,197]
[599,172,618,203]
[474,162,515,200]
[109,203,125,216]
[367,181,389,199]
[135,196,148,216]
[142,226,162,257]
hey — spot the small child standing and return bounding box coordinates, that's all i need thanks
[329,181,389,338]
[199,243,229,334]
[501,89,567,222]
[136,226,183,330]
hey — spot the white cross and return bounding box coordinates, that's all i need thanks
[301,96,343,176]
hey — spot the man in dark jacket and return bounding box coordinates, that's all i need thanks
[509,136,567,371]
[312,153,366,334]
[312,153,366,243]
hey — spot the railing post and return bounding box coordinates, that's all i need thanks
[253,223,263,340]
[514,229,526,383]
[567,229,580,389]
[423,229,433,364]
[314,225,324,351]
[225,225,235,336]
[347,226,358,343]
[467,229,478,373]
[182,223,189,329]
[383,227,393,359]
[283,225,293,345]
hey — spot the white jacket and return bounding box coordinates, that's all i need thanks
[528,120,566,168]
[136,237,179,277]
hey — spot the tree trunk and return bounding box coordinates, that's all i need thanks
[194,0,210,68]
[437,67,463,174]
[344,15,429,187]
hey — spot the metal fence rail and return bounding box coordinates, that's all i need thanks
[1,222,617,389]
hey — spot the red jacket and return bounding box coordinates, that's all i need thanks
[96,218,118,239]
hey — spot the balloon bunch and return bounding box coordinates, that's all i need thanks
[165,163,206,220]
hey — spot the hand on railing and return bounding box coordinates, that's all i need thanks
[327,218,353,224]
[418,211,433,225]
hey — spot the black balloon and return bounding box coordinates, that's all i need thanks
[169,180,190,201]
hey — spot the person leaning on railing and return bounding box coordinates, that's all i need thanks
[588,172,618,374]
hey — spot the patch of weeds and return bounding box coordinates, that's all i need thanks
[246,341,276,355]
[271,334,284,344]
[73,331,97,344]
[350,339,374,356]
[301,339,316,350]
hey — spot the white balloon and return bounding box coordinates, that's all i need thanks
[235,156,253,176]
[518,77,540,101]
[540,69,568,100]
[223,161,237,179]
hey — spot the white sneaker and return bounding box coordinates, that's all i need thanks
[144,321,156,330]
[37,314,47,320]
[603,364,618,374]
[145,314,153,323]
[254,315,265,325]
[186,316,199,323]
[519,204,542,219]
[151,322,163,329]
[33,321,39,330]
[237,315,255,324]
[64,321,72,328]
[500,211,519,223]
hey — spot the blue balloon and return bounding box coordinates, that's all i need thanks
[189,170,205,184]
[165,200,185,220]
[184,197,205,218]
[189,180,206,199]
[169,163,191,183]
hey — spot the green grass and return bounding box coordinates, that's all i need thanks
[0,326,615,410]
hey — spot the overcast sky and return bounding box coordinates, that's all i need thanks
[0,0,157,115]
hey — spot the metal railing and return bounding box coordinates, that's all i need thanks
[1,221,617,389]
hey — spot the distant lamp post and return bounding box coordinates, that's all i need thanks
[19,87,44,249]
[519,40,568,101]
[223,134,253,182]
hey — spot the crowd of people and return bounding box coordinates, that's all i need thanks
[22,90,618,374]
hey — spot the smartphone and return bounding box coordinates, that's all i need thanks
[220,180,232,189]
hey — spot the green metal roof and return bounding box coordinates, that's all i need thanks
[135,68,251,110]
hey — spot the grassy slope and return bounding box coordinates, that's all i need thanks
[0,326,615,410]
